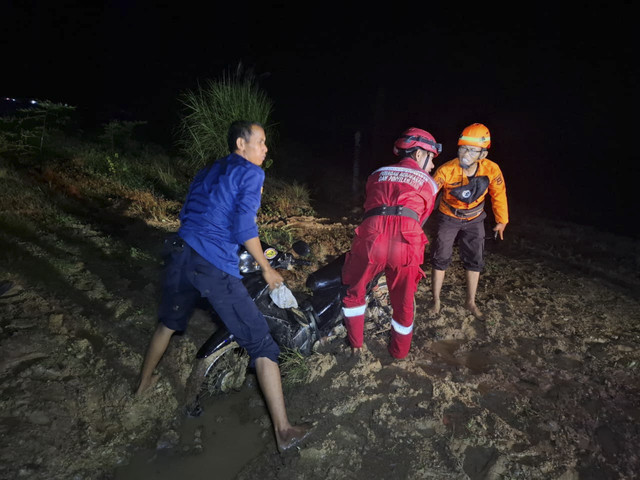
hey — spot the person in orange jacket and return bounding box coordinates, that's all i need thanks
[430,123,508,318]
[341,127,441,359]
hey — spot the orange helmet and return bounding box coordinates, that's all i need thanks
[458,123,491,149]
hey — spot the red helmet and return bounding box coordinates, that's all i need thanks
[393,127,442,157]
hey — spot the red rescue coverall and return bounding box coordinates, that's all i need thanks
[341,157,439,358]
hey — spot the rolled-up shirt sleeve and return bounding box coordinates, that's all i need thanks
[232,166,264,245]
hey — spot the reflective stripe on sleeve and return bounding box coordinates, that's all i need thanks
[391,318,413,335]
[342,304,366,318]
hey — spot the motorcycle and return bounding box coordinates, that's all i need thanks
[184,239,392,415]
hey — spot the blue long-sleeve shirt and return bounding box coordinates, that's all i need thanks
[178,153,264,278]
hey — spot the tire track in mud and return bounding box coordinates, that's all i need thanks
[0,277,185,480]
[0,210,187,479]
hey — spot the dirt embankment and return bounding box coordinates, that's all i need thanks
[1,190,639,479]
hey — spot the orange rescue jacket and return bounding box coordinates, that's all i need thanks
[433,157,508,224]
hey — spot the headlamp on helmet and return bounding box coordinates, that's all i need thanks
[393,127,442,157]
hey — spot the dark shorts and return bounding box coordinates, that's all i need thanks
[158,236,280,366]
[430,211,486,272]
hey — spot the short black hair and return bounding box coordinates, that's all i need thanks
[398,147,420,160]
[227,120,263,153]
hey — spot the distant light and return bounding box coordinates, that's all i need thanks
[30,100,37,104]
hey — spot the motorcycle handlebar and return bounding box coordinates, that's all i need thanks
[292,258,312,266]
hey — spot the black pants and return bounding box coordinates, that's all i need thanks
[430,211,486,272]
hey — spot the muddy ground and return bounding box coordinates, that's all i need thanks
[1,183,639,479]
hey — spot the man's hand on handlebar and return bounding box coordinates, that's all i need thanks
[262,267,284,291]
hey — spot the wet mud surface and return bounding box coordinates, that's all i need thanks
[1,206,639,479]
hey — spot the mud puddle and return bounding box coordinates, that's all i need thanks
[113,376,271,480]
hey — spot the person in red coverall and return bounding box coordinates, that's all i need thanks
[341,127,441,359]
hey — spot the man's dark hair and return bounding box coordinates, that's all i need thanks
[227,120,263,153]
[398,147,420,160]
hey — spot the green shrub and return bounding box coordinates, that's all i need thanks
[259,225,295,250]
[71,143,190,202]
[176,64,276,170]
[99,120,148,152]
[0,101,76,155]
[260,177,315,219]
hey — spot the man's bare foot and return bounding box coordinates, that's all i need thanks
[135,373,160,396]
[276,422,314,452]
[465,302,483,318]
[428,300,441,316]
[351,347,362,357]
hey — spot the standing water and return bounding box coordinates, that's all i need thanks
[113,375,271,480]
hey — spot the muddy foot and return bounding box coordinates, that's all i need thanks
[380,352,402,366]
[277,422,314,452]
[428,301,441,317]
[342,344,370,367]
[342,352,360,370]
[135,373,160,397]
[465,303,484,318]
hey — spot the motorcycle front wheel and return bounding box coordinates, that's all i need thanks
[184,342,250,417]
[199,342,250,396]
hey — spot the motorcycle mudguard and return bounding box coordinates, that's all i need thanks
[307,287,344,333]
[196,327,235,359]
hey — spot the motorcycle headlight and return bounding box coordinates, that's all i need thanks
[238,250,260,273]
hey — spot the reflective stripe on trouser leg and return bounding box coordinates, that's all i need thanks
[342,246,384,350]
[386,265,423,359]
[389,318,414,359]
[342,304,366,348]
[391,318,413,335]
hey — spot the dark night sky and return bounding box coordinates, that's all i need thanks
[1,2,636,237]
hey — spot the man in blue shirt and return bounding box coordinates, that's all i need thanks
[136,121,311,452]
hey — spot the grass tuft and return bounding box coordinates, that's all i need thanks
[279,347,310,388]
